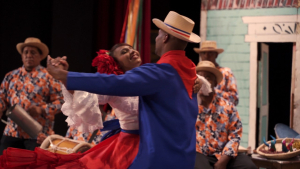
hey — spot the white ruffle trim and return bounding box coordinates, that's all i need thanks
[61,86,103,133]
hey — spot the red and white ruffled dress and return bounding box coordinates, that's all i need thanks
[0,86,140,169]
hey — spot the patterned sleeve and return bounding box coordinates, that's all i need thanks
[0,72,11,112]
[217,69,239,106]
[41,77,64,120]
[222,104,242,157]
[65,127,72,138]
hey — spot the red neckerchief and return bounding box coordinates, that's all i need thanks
[157,50,197,99]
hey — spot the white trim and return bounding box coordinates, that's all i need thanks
[248,42,257,150]
[243,15,298,23]
[293,33,300,133]
[199,11,207,61]
[290,43,296,128]
[245,35,297,42]
[200,11,207,42]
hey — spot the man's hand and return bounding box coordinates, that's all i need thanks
[47,55,68,85]
[214,155,232,169]
[193,77,203,94]
[51,56,69,70]
[27,105,45,117]
[37,133,47,144]
[36,130,54,144]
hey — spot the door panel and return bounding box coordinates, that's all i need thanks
[258,43,269,144]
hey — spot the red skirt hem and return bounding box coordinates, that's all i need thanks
[0,132,139,169]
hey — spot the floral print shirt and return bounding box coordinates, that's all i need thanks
[0,65,64,139]
[216,66,239,106]
[195,93,242,160]
[65,126,103,146]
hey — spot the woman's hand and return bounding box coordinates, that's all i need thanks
[51,56,69,70]
[47,55,68,85]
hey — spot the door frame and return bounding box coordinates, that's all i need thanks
[242,15,299,149]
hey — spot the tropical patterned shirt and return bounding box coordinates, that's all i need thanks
[195,93,242,160]
[65,126,103,146]
[0,65,64,139]
[216,66,239,106]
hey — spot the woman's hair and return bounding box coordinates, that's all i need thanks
[109,43,132,61]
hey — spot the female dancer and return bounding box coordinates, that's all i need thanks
[0,43,142,169]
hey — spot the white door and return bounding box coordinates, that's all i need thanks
[258,43,269,144]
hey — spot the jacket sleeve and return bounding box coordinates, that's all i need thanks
[66,64,173,96]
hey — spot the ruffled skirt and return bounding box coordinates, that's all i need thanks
[0,131,139,169]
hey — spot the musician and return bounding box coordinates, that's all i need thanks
[0,37,64,154]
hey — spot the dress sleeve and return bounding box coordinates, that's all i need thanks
[61,85,104,133]
[97,94,111,105]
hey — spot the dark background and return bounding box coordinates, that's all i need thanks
[0,0,200,138]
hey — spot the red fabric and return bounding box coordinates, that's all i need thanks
[157,50,197,99]
[0,132,139,169]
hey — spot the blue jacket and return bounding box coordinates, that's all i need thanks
[66,50,198,169]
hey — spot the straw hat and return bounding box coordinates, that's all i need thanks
[152,11,201,43]
[193,41,224,54]
[16,37,49,59]
[196,61,223,84]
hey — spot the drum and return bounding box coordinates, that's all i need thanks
[40,134,93,154]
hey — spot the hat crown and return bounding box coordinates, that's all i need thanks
[200,41,218,50]
[24,37,42,44]
[197,60,216,68]
[164,11,194,34]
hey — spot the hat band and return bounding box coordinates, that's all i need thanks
[164,23,191,38]
[200,47,218,50]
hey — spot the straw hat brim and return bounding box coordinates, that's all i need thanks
[194,48,224,54]
[196,66,223,84]
[16,42,49,60]
[152,18,201,43]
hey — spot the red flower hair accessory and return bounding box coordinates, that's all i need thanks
[91,49,124,75]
